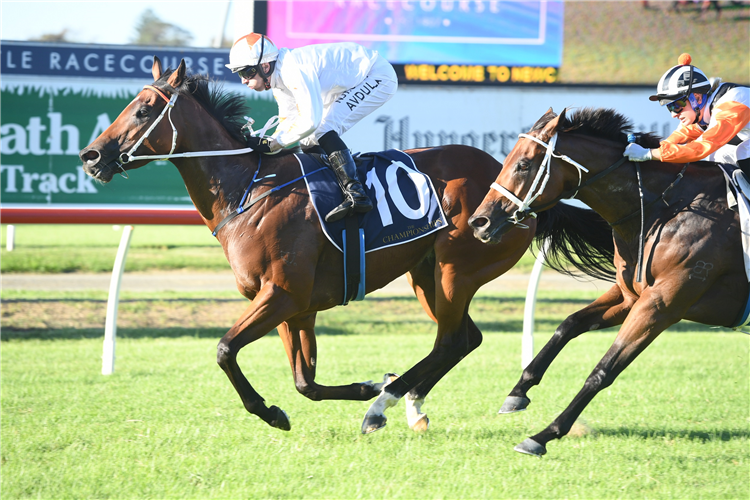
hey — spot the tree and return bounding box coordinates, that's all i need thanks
[130,8,193,47]
[31,30,75,43]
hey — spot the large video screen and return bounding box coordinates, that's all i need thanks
[265,0,563,68]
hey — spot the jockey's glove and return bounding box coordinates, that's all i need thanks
[624,143,653,162]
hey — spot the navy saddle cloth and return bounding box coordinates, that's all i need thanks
[293,149,448,253]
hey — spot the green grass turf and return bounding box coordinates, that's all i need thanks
[562,1,750,85]
[0,224,542,274]
[2,290,748,499]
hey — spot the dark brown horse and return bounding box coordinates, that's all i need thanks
[469,107,748,456]
[79,58,610,434]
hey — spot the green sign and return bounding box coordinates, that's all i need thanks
[1,79,277,206]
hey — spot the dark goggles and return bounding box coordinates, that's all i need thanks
[237,65,259,80]
[666,97,689,114]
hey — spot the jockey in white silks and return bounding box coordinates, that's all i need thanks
[226,33,398,223]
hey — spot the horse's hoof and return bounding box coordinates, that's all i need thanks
[361,414,387,434]
[270,406,291,431]
[498,396,530,414]
[409,414,429,433]
[514,438,546,457]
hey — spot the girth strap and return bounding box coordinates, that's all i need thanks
[341,216,366,305]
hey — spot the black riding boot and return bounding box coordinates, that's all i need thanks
[738,158,750,180]
[325,149,373,223]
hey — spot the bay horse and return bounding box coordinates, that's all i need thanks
[79,58,611,434]
[469,107,748,456]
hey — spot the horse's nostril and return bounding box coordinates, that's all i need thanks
[80,148,101,163]
[469,216,489,229]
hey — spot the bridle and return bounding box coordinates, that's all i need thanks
[117,85,254,166]
[491,130,685,284]
[490,132,589,228]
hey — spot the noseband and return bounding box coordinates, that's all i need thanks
[117,85,254,165]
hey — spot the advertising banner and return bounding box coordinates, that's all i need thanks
[265,0,564,86]
[267,0,564,66]
[2,42,678,215]
[343,85,678,162]
[0,76,277,209]
[1,40,232,80]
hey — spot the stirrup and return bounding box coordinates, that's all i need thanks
[325,199,354,223]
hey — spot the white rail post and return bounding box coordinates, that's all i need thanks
[6,224,16,251]
[522,239,549,369]
[102,225,134,375]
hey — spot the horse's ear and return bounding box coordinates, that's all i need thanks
[556,108,568,131]
[152,56,163,81]
[167,59,187,88]
[543,108,567,138]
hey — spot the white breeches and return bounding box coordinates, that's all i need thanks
[302,57,398,147]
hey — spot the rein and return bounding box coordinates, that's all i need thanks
[211,158,327,237]
[493,132,687,283]
[117,85,255,165]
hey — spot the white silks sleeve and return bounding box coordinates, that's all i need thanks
[272,60,324,148]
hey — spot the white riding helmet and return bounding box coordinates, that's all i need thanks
[649,53,710,105]
[225,33,279,73]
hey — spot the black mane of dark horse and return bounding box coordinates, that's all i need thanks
[532,107,663,150]
[156,69,248,143]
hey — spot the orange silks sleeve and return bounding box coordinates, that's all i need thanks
[659,101,750,163]
[661,124,703,145]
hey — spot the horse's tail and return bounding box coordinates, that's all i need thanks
[534,202,616,282]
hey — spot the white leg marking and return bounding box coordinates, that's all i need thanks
[364,389,400,419]
[371,373,399,393]
[405,394,429,431]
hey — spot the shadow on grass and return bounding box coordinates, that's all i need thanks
[3,320,725,342]
[366,296,597,305]
[592,426,750,442]
[1,325,357,341]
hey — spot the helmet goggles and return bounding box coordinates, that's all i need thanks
[666,97,689,114]
[237,65,259,80]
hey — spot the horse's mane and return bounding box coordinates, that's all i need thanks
[531,107,662,148]
[156,69,249,143]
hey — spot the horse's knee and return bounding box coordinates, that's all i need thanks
[584,367,613,392]
[294,379,322,401]
[216,341,234,368]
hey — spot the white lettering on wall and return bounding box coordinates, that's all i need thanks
[50,52,61,70]
[0,124,29,155]
[64,53,80,71]
[120,54,135,73]
[1,165,98,194]
[47,112,80,155]
[1,113,82,156]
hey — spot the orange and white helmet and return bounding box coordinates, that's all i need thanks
[225,33,279,73]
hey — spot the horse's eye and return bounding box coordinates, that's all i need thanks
[516,160,530,172]
[136,106,152,119]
